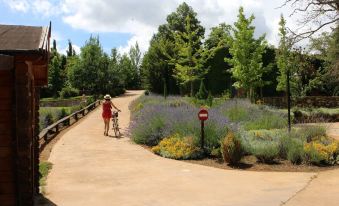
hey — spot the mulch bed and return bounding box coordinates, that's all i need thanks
[184,156,339,173]
[140,144,339,172]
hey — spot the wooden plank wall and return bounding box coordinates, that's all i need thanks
[14,60,35,205]
[0,55,16,206]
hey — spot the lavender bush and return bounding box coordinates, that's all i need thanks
[215,98,287,130]
[129,95,231,153]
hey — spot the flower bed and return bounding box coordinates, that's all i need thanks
[129,94,339,169]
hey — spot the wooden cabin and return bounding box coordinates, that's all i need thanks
[0,24,50,206]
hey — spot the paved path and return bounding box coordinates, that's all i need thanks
[325,122,339,140]
[44,90,328,206]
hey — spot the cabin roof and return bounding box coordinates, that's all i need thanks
[0,24,50,53]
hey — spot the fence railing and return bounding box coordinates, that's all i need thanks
[38,100,101,151]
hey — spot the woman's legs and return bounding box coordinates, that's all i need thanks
[106,118,110,135]
[104,118,109,135]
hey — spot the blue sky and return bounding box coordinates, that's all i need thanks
[0,0,333,55]
[0,1,133,54]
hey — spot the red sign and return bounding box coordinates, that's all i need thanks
[198,108,208,121]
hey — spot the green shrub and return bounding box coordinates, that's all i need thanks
[151,134,203,160]
[207,91,213,107]
[59,86,79,98]
[70,105,83,113]
[299,126,326,142]
[132,116,165,146]
[39,162,52,186]
[251,142,279,163]
[87,96,95,105]
[43,112,54,128]
[287,140,304,165]
[221,89,231,100]
[226,106,248,122]
[210,147,221,158]
[245,114,286,130]
[221,132,244,165]
[279,135,292,159]
[195,80,208,100]
[56,108,68,120]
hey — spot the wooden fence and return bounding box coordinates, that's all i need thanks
[262,96,339,108]
[38,100,101,151]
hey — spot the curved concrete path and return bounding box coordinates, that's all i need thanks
[44,90,322,206]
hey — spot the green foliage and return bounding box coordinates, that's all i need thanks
[141,2,205,95]
[278,134,304,164]
[67,40,75,57]
[152,134,203,160]
[310,26,339,96]
[251,141,279,163]
[67,36,102,94]
[59,86,79,99]
[299,126,326,142]
[287,140,304,165]
[43,112,54,128]
[221,132,244,165]
[132,116,165,146]
[67,36,125,96]
[173,15,206,96]
[210,147,221,158]
[203,23,234,95]
[207,91,213,107]
[141,36,179,94]
[195,80,208,99]
[244,114,286,130]
[279,135,292,159]
[56,108,68,120]
[225,7,268,100]
[276,15,291,93]
[39,162,52,186]
[276,16,326,97]
[47,51,66,97]
[224,106,248,122]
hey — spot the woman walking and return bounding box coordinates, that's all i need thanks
[102,94,121,136]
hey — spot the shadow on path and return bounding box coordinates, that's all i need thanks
[35,194,57,206]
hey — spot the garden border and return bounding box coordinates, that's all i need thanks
[38,100,101,151]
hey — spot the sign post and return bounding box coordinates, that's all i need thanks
[198,108,208,151]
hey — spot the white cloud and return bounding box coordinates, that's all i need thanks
[59,0,294,51]
[3,0,62,16]
[4,0,334,52]
[3,0,30,12]
[32,0,57,16]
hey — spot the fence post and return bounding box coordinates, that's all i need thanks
[43,133,48,143]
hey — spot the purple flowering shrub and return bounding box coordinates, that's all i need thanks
[129,95,230,153]
[215,98,287,130]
